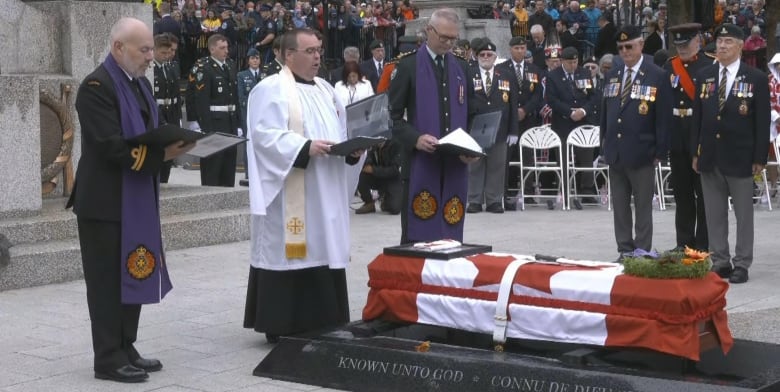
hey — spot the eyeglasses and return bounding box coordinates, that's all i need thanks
[617,43,634,51]
[585,64,598,70]
[290,46,324,56]
[478,52,496,58]
[428,24,458,45]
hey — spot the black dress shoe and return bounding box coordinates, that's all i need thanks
[239,179,249,187]
[131,357,163,372]
[581,196,599,204]
[466,204,482,213]
[711,264,734,279]
[95,365,148,383]
[266,333,280,344]
[485,203,504,213]
[729,267,749,284]
[572,199,583,210]
[546,200,555,210]
[524,197,537,205]
[504,201,517,211]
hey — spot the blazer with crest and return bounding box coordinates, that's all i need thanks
[600,57,672,168]
[466,65,519,142]
[545,65,601,139]
[691,61,770,178]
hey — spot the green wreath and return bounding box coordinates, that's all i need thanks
[622,248,712,279]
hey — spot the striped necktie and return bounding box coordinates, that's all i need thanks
[718,67,728,112]
[620,68,633,106]
[485,71,492,95]
[515,62,523,89]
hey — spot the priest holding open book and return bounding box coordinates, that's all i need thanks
[389,8,479,245]
[242,29,364,343]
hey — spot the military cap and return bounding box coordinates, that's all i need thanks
[369,39,384,50]
[714,23,744,40]
[509,36,526,46]
[668,23,701,45]
[544,46,561,59]
[246,48,260,58]
[561,46,578,60]
[475,41,497,54]
[455,39,470,50]
[582,56,598,67]
[615,25,641,43]
[258,3,272,11]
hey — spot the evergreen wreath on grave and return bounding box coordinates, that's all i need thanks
[622,246,712,279]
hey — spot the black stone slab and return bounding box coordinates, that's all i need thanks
[253,323,780,392]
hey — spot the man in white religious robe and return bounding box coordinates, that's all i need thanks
[243,29,363,343]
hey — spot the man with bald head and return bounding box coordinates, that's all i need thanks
[67,17,193,383]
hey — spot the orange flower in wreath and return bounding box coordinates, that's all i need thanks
[682,246,710,265]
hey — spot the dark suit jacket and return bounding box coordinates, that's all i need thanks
[692,61,771,177]
[359,59,383,91]
[67,65,164,221]
[546,66,601,140]
[595,22,617,58]
[497,59,544,132]
[642,31,665,56]
[466,65,519,143]
[600,57,672,168]
[662,53,712,153]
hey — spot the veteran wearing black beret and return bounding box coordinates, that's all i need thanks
[600,25,672,260]
[691,23,770,284]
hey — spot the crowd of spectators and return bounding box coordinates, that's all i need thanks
[148,0,419,78]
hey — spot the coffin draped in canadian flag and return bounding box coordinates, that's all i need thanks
[362,252,734,361]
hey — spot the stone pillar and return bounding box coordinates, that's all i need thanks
[0,0,151,217]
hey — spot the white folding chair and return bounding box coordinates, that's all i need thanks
[519,125,566,210]
[566,125,610,211]
[655,160,673,211]
[727,138,775,211]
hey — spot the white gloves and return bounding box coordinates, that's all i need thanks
[237,128,244,137]
[507,135,519,146]
[186,121,201,132]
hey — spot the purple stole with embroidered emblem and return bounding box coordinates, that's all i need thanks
[103,54,173,304]
[406,47,468,243]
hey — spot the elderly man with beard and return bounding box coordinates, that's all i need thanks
[68,17,194,383]
[465,40,518,214]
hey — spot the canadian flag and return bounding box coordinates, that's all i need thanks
[363,253,733,361]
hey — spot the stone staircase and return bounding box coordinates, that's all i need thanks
[0,185,250,291]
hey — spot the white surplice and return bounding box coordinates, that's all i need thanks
[246,73,351,271]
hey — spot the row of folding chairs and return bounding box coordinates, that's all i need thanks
[508,124,610,211]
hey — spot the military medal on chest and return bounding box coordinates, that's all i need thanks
[739,100,749,115]
[638,100,649,115]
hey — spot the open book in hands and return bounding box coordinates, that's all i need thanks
[435,128,485,157]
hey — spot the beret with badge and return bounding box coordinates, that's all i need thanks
[615,25,641,43]
[561,46,578,60]
[369,39,384,50]
[509,36,526,47]
[475,40,497,54]
[246,48,260,58]
[455,39,470,50]
[714,23,744,40]
[668,22,701,45]
[259,3,272,11]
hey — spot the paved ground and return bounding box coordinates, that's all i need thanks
[1,168,778,391]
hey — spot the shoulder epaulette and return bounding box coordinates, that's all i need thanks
[704,52,716,59]
[396,50,417,62]
[86,80,101,87]
[452,52,468,62]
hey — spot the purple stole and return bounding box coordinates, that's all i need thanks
[406,47,468,242]
[103,54,172,304]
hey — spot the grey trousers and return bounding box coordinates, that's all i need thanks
[609,163,655,253]
[700,167,754,270]
[468,141,508,206]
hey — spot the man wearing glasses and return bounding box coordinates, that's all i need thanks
[662,23,711,253]
[600,25,672,262]
[243,29,365,342]
[389,8,476,244]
